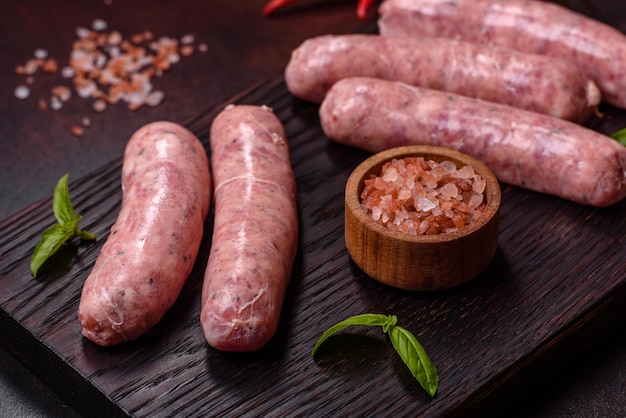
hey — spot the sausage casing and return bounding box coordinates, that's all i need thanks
[285,34,600,122]
[378,0,626,109]
[78,121,212,346]
[319,77,626,207]
[201,104,298,352]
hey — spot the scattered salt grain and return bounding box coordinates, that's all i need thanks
[92,99,107,112]
[14,85,30,99]
[52,85,71,102]
[23,59,39,75]
[71,126,85,137]
[34,48,48,59]
[50,96,63,110]
[13,20,203,137]
[61,65,75,78]
[181,34,195,45]
[92,19,107,31]
[76,26,91,38]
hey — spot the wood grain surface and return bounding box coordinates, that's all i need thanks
[1,68,625,417]
[2,1,626,417]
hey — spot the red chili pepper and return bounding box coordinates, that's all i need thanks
[263,0,376,20]
[356,0,375,19]
[262,0,298,17]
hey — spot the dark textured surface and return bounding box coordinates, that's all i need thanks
[1,1,625,417]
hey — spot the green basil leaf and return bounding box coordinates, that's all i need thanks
[610,127,626,146]
[30,223,74,277]
[388,325,439,397]
[312,313,391,356]
[31,173,96,277]
[53,173,78,224]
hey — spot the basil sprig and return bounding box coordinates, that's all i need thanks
[30,173,96,277]
[312,313,439,397]
[610,127,626,146]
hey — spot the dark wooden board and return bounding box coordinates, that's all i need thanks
[2,72,626,417]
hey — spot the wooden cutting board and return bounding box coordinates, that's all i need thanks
[1,76,625,417]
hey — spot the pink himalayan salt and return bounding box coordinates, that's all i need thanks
[360,157,487,235]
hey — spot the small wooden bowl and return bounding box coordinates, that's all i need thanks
[345,145,501,291]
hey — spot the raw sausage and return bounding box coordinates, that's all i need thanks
[378,0,626,109]
[78,121,212,346]
[201,104,298,352]
[319,77,626,207]
[285,34,600,122]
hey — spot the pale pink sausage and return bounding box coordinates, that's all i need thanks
[378,0,626,109]
[319,77,626,207]
[78,121,212,346]
[285,34,600,122]
[201,104,298,352]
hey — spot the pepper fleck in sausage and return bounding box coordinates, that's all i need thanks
[285,34,600,123]
[319,77,626,207]
[201,104,298,352]
[78,121,212,346]
[378,0,626,109]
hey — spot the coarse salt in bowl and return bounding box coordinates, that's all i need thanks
[345,145,501,291]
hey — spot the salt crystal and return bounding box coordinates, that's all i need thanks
[180,45,194,57]
[76,79,97,98]
[181,34,195,45]
[76,26,91,38]
[24,59,39,75]
[380,194,391,209]
[94,52,107,68]
[93,99,107,112]
[371,205,382,221]
[146,90,164,107]
[71,126,85,137]
[61,65,75,78]
[167,52,181,64]
[417,196,436,212]
[52,85,71,101]
[383,167,398,182]
[398,188,411,200]
[108,31,122,46]
[439,182,458,198]
[423,173,437,189]
[440,160,457,170]
[417,220,430,235]
[456,165,475,179]
[441,200,453,211]
[473,178,486,194]
[14,85,30,99]
[34,48,48,59]
[469,194,484,209]
[92,19,107,31]
[50,96,62,110]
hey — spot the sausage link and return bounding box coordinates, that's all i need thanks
[78,121,212,346]
[285,34,600,122]
[378,0,626,109]
[319,77,626,207]
[201,104,298,352]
